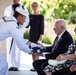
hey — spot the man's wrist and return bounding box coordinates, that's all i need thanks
[28,49,33,54]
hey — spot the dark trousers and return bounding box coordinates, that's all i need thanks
[33,59,48,75]
[64,71,76,75]
[52,67,70,75]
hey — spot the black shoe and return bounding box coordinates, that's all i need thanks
[9,67,14,71]
[13,67,19,71]
[30,68,36,71]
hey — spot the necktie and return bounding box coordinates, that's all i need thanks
[52,36,58,53]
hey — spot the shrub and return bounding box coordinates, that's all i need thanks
[24,31,29,39]
[42,35,51,44]
[73,36,76,42]
[69,11,76,24]
[24,32,52,44]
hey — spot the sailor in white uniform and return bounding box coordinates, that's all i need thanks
[4,0,29,71]
[0,6,32,75]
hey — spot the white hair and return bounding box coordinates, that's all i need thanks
[55,19,66,29]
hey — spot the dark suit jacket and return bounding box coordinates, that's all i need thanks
[45,30,73,60]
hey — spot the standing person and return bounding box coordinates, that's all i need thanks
[0,6,32,75]
[33,19,73,75]
[4,0,29,71]
[28,1,44,71]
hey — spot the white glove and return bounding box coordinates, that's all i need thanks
[30,43,42,48]
[37,40,42,44]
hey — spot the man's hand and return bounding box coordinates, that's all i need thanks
[70,65,76,72]
[56,54,64,61]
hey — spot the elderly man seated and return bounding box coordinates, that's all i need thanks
[44,27,76,75]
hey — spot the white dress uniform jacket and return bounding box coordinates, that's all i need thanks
[0,17,31,53]
[0,16,31,75]
[4,4,29,68]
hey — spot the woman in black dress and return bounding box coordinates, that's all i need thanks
[29,2,44,71]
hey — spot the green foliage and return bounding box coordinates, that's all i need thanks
[73,36,76,42]
[24,31,29,39]
[42,35,51,44]
[51,0,76,20]
[24,31,52,44]
[20,0,76,23]
[68,11,76,24]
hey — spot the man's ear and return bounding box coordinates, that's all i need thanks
[61,26,64,29]
[74,28,76,31]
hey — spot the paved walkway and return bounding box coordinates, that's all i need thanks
[8,69,38,75]
[8,51,45,75]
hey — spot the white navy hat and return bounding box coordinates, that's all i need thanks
[15,6,28,16]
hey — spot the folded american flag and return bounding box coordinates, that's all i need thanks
[32,46,46,54]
